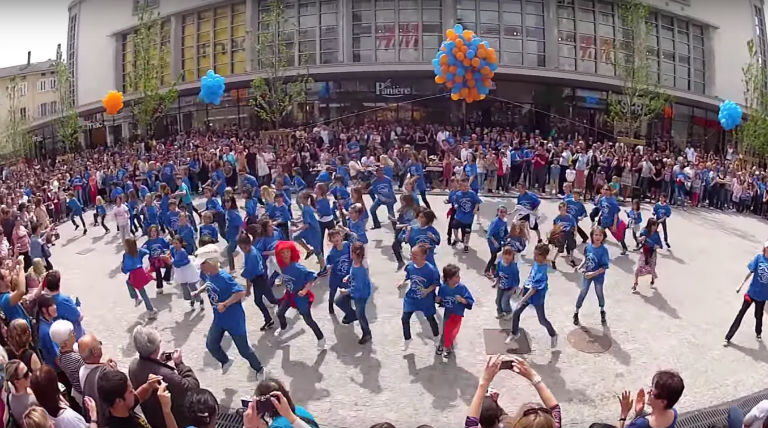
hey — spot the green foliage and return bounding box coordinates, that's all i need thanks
[249,0,313,129]
[608,0,671,139]
[1,76,33,159]
[55,59,82,153]
[125,3,178,137]
[740,39,768,156]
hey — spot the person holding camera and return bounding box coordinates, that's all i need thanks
[128,325,199,428]
[465,355,560,428]
[243,378,318,428]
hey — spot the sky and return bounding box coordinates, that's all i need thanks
[0,1,69,68]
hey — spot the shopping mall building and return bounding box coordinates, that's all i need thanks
[34,0,768,154]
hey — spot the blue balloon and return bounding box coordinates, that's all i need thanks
[471,38,481,47]
[482,41,490,48]
[456,67,465,76]
[447,56,457,65]
[489,62,498,71]
[718,100,743,131]
[474,72,482,80]
[198,69,225,105]
[445,41,456,50]
[466,50,475,59]
[445,73,454,81]
[451,86,461,94]
[431,59,439,67]
[454,24,464,34]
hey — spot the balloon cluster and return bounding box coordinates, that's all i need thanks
[718,100,742,131]
[432,24,498,103]
[199,70,226,105]
[102,90,124,115]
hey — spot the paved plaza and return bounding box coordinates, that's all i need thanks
[53,194,768,427]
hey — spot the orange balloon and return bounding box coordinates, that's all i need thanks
[482,79,492,87]
[487,47,496,56]
[488,54,497,64]
[445,81,454,88]
[461,45,468,53]
[488,71,495,78]
[449,66,457,74]
[435,75,446,84]
[465,73,473,81]
[102,90,124,115]
[456,52,465,61]
[471,57,481,67]
[446,28,456,39]
[450,93,460,101]
[455,38,464,48]
[467,80,476,88]
[460,87,469,97]
[454,75,463,83]
[462,30,474,40]
[477,49,487,59]
[440,46,446,51]
[452,48,458,56]
[481,66,491,75]
[462,59,471,66]
[466,97,474,104]
[440,55,448,65]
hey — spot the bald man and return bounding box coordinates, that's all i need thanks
[78,333,116,428]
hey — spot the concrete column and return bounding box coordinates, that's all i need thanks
[170,14,182,81]
[246,0,257,72]
[114,35,122,91]
[703,24,715,97]
[341,0,352,64]
[443,0,456,30]
[544,0,559,69]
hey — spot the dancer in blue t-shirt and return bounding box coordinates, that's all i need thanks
[398,244,441,352]
[493,246,520,318]
[450,178,482,253]
[484,206,509,276]
[574,226,611,326]
[725,241,768,346]
[335,242,373,345]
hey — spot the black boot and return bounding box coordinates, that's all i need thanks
[573,312,580,326]
[600,310,607,325]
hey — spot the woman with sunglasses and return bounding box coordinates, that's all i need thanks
[465,355,560,428]
[5,359,37,426]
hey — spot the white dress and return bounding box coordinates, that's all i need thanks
[173,257,200,284]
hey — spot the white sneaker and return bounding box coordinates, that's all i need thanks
[317,338,326,351]
[402,339,412,352]
[148,310,158,319]
[505,332,519,344]
[273,328,285,338]
[221,359,234,374]
[256,367,268,381]
[550,334,558,348]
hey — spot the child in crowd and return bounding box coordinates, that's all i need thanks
[444,177,458,246]
[66,192,87,235]
[345,203,369,245]
[127,190,143,235]
[506,243,557,348]
[563,185,589,244]
[574,226,610,326]
[93,196,110,233]
[242,187,260,226]
[336,242,372,345]
[450,177,482,253]
[167,235,203,308]
[493,246,520,319]
[516,181,542,243]
[314,183,336,244]
[164,199,181,237]
[551,202,577,270]
[269,193,291,240]
[273,241,326,350]
[436,264,474,360]
[405,209,441,268]
[238,233,277,331]
[626,199,643,249]
[203,186,226,238]
[177,212,197,255]
[322,228,352,315]
[653,194,672,249]
[113,195,132,243]
[484,206,509,277]
[292,191,325,268]
[392,194,419,271]
[121,237,156,318]
[140,194,159,235]
[199,211,220,244]
[143,225,171,294]
[398,244,441,352]
[633,218,663,292]
[224,196,244,272]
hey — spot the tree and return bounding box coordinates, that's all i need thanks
[1,77,33,159]
[740,39,768,156]
[250,0,313,129]
[55,54,82,153]
[125,3,178,137]
[608,0,671,139]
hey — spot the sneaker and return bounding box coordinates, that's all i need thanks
[260,320,275,331]
[442,348,452,360]
[665,242,671,249]
[758,335,763,341]
[199,300,205,308]
[317,267,329,277]
[221,359,234,373]
[550,334,558,348]
[358,334,371,345]
[402,339,412,352]
[463,245,469,253]
[74,225,79,231]
[568,259,578,268]
[503,312,514,320]
[573,312,580,326]
[495,313,505,319]
[436,344,444,355]
[148,310,158,319]
[189,300,195,308]
[396,261,406,272]
[134,297,141,307]
[255,367,268,382]
[341,317,355,325]
[600,310,607,325]
[83,228,88,236]
[620,250,627,256]
[157,289,164,295]
[317,338,326,351]
[550,260,557,270]
[304,249,315,260]
[723,339,731,347]
[505,332,520,344]
[273,328,285,337]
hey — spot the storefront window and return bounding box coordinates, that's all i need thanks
[177,3,245,81]
[121,19,171,91]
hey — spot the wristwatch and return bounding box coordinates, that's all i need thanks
[530,375,542,386]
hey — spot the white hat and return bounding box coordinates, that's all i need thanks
[195,244,221,268]
[49,320,74,345]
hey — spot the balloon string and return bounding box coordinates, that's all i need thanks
[486,95,617,140]
[305,93,450,128]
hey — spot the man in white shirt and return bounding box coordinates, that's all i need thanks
[558,145,572,195]
[685,144,696,163]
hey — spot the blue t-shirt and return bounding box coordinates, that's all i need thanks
[280,263,316,312]
[203,270,247,335]
[212,169,227,195]
[95,205,106,216]
[408,162,426,191]
[268,204,292,223]
[225,210,243,242]
[408,225,440,265]
[271,407,315,428]
[599,196,620,228]
[199,224,219,242]
[371,176,395,203]
[404,262,440,304]
[51,292,85,339]
[122,248,149,273]
[177,224,196,254]
[143,205,159,225]
[206,198,224,213]
[67,199,83,216]
[523,262,549,307]
[0,292,29,325]
[583,243,610,283]
[487,216,509,251]
[170,247,191,268]
[507,236,527,253]
[241,174,259,191]
[38,318,59,367]
[438,283,474,317]
[316,197,334,218]
[748,254,768,301]
[626,209,643,225]
[241,246,265,279]
[653,203,672,220]
[464,163,479,192]
[316,171,332,184]
[517,191,540,211]
[553,213,577,232]
[166,210,181,232]
[348,265,372,299]
[565,198,587,219]
[640,228,663,249]
[451,190,482,224]
[244,198,259,218]
[348,216,368,244]
[626,409,677,428]
[495,260,520,290]
[143,237,170,259]
[325,242,352,287]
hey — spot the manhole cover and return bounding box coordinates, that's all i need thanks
[483,328,531,355]
[76,248,95,256]
[567,326,612,353]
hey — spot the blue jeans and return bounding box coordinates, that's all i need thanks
[511,301,556,337]
[125,282,154,311]
[335,293,371,337]
[370,198,395,228]
[575,277,605,310]
[496,288,515,315]
[727,406,744,428]
[477,172,486,191]
[205,322,263,372]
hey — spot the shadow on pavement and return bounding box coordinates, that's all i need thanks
[403,352,478,410]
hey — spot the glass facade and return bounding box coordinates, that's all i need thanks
[180,3,246,82]
[754,4,768,67]
[457,0,545,67]
[121,19,171,92]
